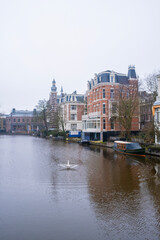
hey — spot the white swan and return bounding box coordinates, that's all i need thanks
[59,160,78,170]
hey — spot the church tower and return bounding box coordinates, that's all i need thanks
[49,79,57,109]
[48,79,58,130]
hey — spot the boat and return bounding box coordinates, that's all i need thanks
[58,160,78,170]
[78,139,90,145]
[113,141,145,157]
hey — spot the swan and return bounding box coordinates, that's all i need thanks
[59,160,78,170]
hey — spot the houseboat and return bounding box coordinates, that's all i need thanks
[113,141,145,157]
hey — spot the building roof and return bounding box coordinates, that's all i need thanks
[8,109,37,117]
[88,66,137,90]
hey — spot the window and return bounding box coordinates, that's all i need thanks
[111,118,114,130]
[13,119,16,122]
[103,103,105,114]
[110,89,114,99]
[112,102,117,114]
[72,96,75,101]
[111,76,114,82]
[18,119,20,122]
[103,88,105,98]
[71,114,76,120]
[71,124,77,131]
[71,105,76,110]
[156,109,160,123]
[103,118,105,129]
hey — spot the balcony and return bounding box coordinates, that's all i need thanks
[88,111,101,119]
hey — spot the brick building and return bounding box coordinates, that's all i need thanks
[6,108,44,134]
[139,91,154,130]
[82,66,140,141]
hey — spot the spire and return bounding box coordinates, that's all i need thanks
[51,79,57,92]
[61,86,63,94]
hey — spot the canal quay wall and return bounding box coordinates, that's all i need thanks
[49,136,160,158]
[3,133,160,157]
[89,141,160,157]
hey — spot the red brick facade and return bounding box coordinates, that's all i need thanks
[82,66,140,141]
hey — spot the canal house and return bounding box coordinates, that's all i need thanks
[57,90,85,134]
[82,66,140,141]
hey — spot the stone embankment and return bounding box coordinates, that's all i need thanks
[49,135,160,157]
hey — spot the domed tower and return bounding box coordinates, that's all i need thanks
[48,79,58,130]
[50,79,57,107]
[51,79,57,93]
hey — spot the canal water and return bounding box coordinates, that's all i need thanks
[0,135,160,240]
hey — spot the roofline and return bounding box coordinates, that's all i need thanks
[97,70,127,77]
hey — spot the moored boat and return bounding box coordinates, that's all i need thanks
[113,141,145,157]
[78,139,90,145]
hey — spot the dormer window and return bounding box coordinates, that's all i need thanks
[110,75,114,83]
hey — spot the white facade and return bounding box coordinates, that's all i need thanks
[82,112,101,133]
[57,91,85,132]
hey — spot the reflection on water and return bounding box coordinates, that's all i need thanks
[0,135,160,240]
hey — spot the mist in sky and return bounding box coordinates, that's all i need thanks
[0,0,160,113]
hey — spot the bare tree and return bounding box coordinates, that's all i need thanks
[36,99,49,132]
[140,71,160,141]
[55,105,66,133]
[116,82,139,140]
[143,71,160,100]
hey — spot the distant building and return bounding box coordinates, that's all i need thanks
[82,66,140,141]
[152,74,160,144]
[6,108,43,134]
[139,91,154,130]
[0,114,6,133]
[47,80,85,134]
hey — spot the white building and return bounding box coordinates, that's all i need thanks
[57,90,85,133]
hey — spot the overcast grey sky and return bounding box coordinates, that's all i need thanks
[0,0,160,113]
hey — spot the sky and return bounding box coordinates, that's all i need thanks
[0,0,160,113]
